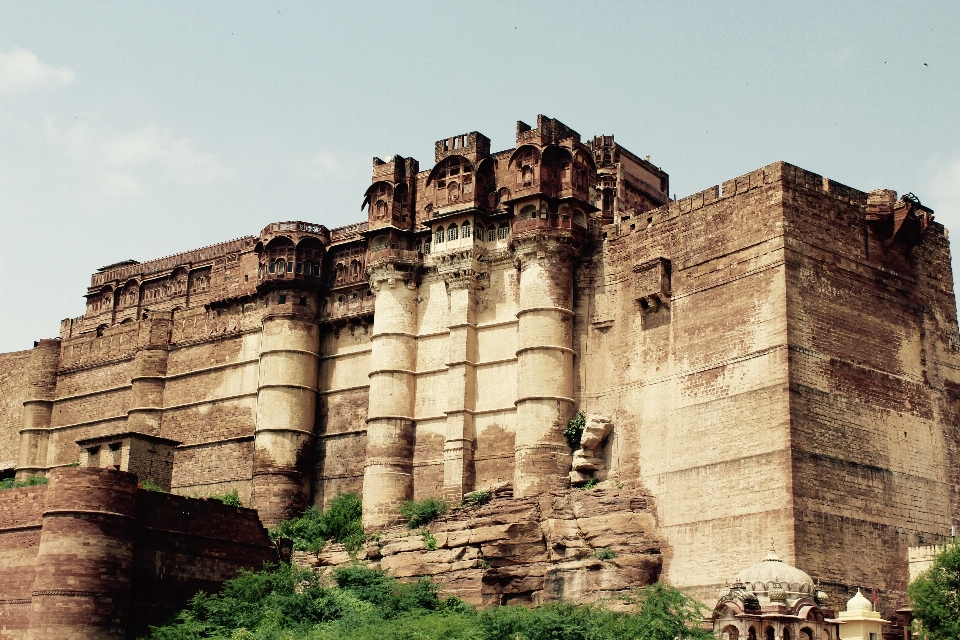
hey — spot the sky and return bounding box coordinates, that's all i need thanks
[1,1,958,352]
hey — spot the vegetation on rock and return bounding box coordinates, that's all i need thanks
[399,497,447,529]
[208,489,243,507]
[270,492,364,554]
[564,411,586,450]
[143,562,713,640]
[908,540,960,640]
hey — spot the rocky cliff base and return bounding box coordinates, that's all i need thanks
[295,486,662,607]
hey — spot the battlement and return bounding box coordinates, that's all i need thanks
[90,236,256,288]
[516,114,581,146]
[434,131,490,163]
[372,154,419,183]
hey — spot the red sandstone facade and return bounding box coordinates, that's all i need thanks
[0,467,275,639]
[0,115,957,618]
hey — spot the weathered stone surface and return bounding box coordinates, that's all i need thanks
[299,486,663,606]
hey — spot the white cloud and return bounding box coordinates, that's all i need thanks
[0,47,75,94]
[45,119,234,194]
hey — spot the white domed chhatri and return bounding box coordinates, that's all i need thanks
[735,549,815,601]
[842,590,875,615]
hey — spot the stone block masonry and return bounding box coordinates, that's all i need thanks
[1,114,957,622]
[0,467,275,640]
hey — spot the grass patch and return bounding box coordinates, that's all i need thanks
[0,475,48,490]
[594,548,616,560]
[461,490,491,508]
[140,478,166,492]
[399,497,447,529]
[207,489,242,507]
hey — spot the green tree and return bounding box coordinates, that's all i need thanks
[630,583,714,640]
[908,541,960,640]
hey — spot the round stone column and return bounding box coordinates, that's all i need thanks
[362,262,418,530]
[27,467,137,640]
[252,294,320,527]
[513,234,578,497]
[16,339,60,480]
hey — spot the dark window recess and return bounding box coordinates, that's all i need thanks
[278,295,287,304]
[299,296,307,306]
[295,263,302,274]
[269,263,276,273]
[287,262,294,273]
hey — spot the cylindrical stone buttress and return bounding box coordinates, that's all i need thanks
[252,306,320,527]
[513,244,577,497]
[27,467,137,640]
[16,339,60,480]
[126,347,168,436]
[363,273,418,530]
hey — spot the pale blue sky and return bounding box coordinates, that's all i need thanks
[1,1,958,352]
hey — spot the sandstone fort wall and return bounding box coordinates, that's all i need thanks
[1,116,956,619]
[0,467,275,639]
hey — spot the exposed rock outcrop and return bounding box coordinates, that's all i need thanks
[296,485,662,607]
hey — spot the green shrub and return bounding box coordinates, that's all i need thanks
[399,497,447,529]
[579,477,598,491]
[594,548,616,560]
[208,489,242,507]
[908,540,960,640]
[0,475,49,491]
[564,411,586,450]
[422,529,437,551]
[140,478,166,492]
[462,490,491,508]
[271,492,365,554]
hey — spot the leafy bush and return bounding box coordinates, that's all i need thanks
[271,492,364,554]
[593,548,616,560]
[908,540,960,640]
[461,490,491,508]
[579,478,598,491]
[140,478,166,492]
[399,497,447,529]
[564,412,586,450]
[0,475,49,491]
[208,489,242,507]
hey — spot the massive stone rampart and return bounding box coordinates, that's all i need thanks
[0,467,275,639]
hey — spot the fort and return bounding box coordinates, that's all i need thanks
[1,115,958,632]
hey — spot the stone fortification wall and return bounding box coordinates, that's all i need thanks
[299,486,661,607]
[580,162,793,603]
[0,467,275,640]
[779,164,960,613]
[0,349,31,474]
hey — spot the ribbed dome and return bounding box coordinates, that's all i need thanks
[846,590,873,613]
[735,550,815,596]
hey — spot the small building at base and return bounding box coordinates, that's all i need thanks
[831,591,890,640]
[711,550,837,640]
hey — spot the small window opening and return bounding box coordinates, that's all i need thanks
[286,261,294,273]
[299,296,307,306]
[269,262,276,273]
[278,294,287,304]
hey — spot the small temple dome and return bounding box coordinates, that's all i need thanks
[845,589,873,613]
[735,549,815,594]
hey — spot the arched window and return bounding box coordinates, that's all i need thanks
[521,166,533,187]
[498,224,509,240]
[488,226,496,241]
[463,174,473,194]
[435,227,444,244]
[448,225,458,241]
[783,629,791,640]
[337,295,344,307]
[475,224,485,240]
[800,629,813,640]
[765,628,775,640]
[462,221,471,239]
[520,204,537,219]
[748,628,758,640]
[374,200,388,219]
[448,181,459,203]
[573,209,587,227]
[423,240,431,254]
